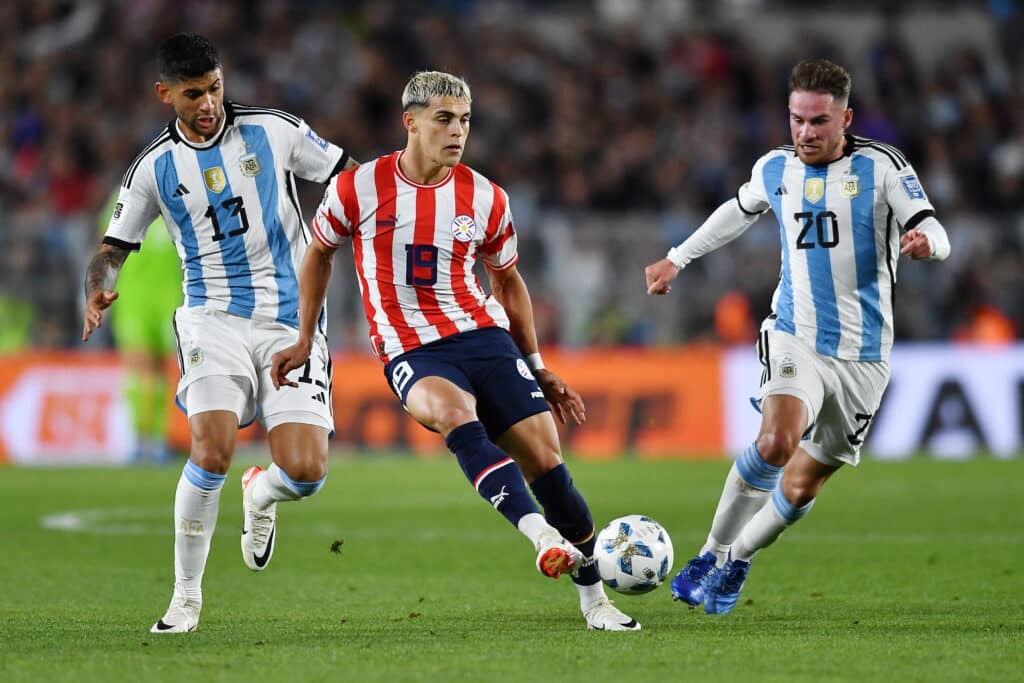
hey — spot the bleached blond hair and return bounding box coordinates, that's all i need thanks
[401,71,471,111]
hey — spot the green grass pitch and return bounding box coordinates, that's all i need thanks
[1,454,1021,682]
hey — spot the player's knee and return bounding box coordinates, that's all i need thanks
[434,407,478,435]
[779,472,818,508]
[756,430,800,467]
[188,444,232,475]
[280,464,327,499]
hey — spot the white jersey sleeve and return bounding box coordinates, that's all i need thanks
[883,163,936,229]
[288,118,348,183]
[736,151,776,215]
[102,158,163,250]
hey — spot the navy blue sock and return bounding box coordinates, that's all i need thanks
[445,421,539,528]
[529,464,600,586]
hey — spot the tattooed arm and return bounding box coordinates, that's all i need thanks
[82,242,130,342]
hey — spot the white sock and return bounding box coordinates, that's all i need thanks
[249,463,301,510]
[173,470,223,603]
[701,464,773,563]
[731,487,814,562]
[576,580,606,611]
[517,512,554,547]
[731,502,788,562]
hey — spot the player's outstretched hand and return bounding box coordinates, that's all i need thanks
[270,339,312,390]
[644,258,680,295]
[535,369,586,426]
[899,228,933,260]
[82,290,119,342]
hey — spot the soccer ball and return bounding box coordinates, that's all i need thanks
[594,515,674,595]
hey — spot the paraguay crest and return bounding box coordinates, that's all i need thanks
[804,177,825,203]
[451,214,477,243]
[203,166,226,193]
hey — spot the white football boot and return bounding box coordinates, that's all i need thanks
[583,597,641,631]
[150,586,201,634]
[241,466,277,571]
[534,529,585,579]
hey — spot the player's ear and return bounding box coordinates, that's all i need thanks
[842,107,853,130]
[402,110,417,134]
[155,81,173,105]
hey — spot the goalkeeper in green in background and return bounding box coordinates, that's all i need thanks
[99,191,183,461]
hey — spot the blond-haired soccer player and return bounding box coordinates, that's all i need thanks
[645,59,950,614]
[272,71,639,631]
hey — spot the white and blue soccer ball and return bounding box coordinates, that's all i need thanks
[594,515,674,595]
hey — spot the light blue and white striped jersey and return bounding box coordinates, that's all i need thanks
[103,101,348,329]
[738,135,935,362]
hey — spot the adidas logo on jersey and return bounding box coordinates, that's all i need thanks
[173,183,190,197]
[774,185,788,196]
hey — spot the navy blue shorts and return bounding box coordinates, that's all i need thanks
[383,327,550,440]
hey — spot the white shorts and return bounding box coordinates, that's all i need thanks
[172,307,333,432]
[756,323,889,467]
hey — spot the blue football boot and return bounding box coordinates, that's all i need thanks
[670,551,718,607]
[703,555,751,615]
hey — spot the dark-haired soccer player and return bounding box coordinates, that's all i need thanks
[645,59,950,614]
[271,71,639,631]
[83,32,358,633]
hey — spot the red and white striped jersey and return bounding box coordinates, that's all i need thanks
[311,151,518,362]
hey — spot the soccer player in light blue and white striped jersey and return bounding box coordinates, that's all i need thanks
[645,59,950,615]
[82,33,358,634]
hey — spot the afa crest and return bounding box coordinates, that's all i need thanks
[203,167,226,193]
[451,214,477,243]
[840,174,859,198]
[804,178,825,203]
[239,153,261,177]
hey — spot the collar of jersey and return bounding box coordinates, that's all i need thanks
[394,150,454,188]
[167,101,233,150]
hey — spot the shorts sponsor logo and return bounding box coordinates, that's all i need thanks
[516,358,535,380]
[778,356,797,378]
[900,175,925,200]
[451,214,476,243]
[188,348,204,368]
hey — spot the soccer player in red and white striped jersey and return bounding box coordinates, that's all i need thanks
[272,71,639,631]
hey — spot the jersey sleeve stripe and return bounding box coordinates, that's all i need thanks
[122,131,171,189]
[479,181,509,254]
[483,253,519,271]
[230,103,301,127]
[102,235,141,251]
[902,209,935,232]
[327,151,350,180]
[310,215,341,248]
[852,136,907,170]
[735,189,759,215]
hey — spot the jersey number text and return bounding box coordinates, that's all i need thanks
[794,211,839,250]
[405,244,439,286]
[206,196,250,242]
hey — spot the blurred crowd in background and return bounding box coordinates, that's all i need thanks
[1,0,1021,353]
